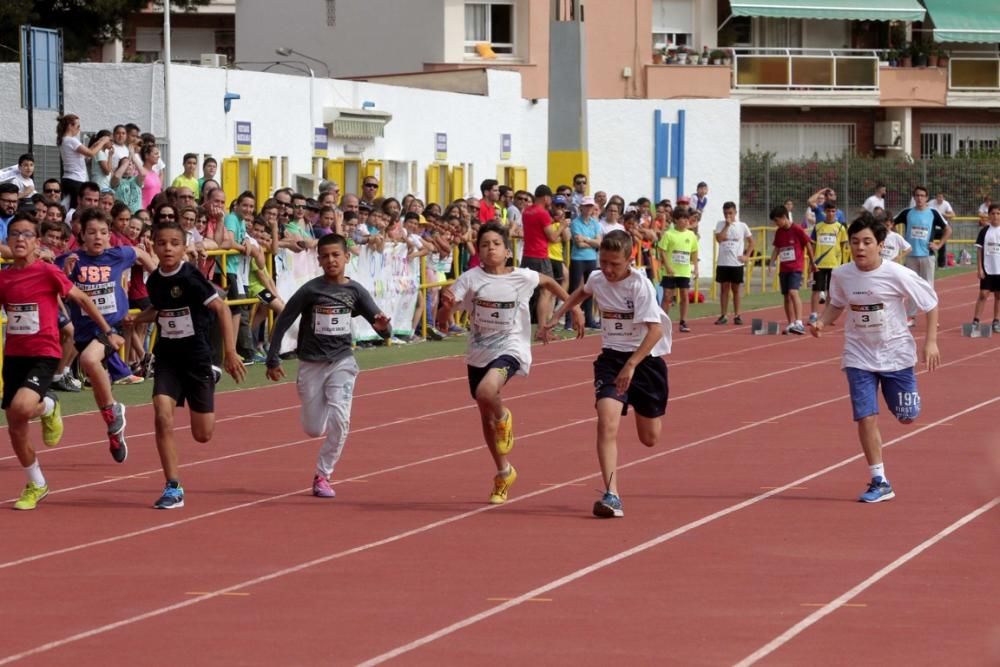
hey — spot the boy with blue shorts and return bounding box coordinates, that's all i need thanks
[768,205,814,335]
[809,213,939,503]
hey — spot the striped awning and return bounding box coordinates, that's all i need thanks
[728,0,925,21]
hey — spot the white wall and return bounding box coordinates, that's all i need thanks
[0,62,739,273]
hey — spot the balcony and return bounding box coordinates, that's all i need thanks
[946,54,1000,106]
[645,64,732,100]
[730,48,881,106]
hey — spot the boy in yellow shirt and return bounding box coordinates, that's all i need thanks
[657,208,699,332]
[809,202,849,323]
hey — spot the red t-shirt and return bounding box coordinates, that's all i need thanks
[117,234,149,301]
[0,260,74,358]
[521,204,552,259]
[478,200,497,224]
[773,225,811,272]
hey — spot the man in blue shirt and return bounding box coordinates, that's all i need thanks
[893,185,951,326]
[0,182,19,244]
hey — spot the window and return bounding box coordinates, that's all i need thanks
[465,1,514,56]
[326,0,336,27]
[741,123,855,160]
[922,125,1000,157]
[652,0,693,50]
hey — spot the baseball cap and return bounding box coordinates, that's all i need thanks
[552,195,568,206]
[580,196,596,207]
[676,195,691,205]
[358,201,373,212]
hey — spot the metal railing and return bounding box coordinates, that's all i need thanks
[732,48,880,91]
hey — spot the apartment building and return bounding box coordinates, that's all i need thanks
[226,0,999,159]
[99,0,235,65]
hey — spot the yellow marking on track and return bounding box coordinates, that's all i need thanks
[800,602,866,608]
[185,591,251,597]
[488,597,551,603]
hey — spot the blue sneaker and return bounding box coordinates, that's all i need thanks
[859,476,895,503]
[154,481,185,509]
[593,491,624,518]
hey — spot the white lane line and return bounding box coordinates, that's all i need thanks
[733,496,1000,667]
[354,396,1000,667]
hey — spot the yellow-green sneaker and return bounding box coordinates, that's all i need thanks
[41,393,63,448]
[494,409,514,456]
[489,465,517,505]
[14,482,49,511]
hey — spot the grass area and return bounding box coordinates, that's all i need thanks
[5,263,975,424]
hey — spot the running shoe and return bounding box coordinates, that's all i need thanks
[51,374,82,393]
[113,374,144,385]
[593,491,624,518]
[789,323,806,335]
[448,324,466,335]
[312,475,336,498]
[714,316,727,325]
[494,409,514,455]
[818,291,827,305]
[41,391,63,448]
[489,465,517,504]
[153,481,185,509]
[13,482,49,511]
[733,315,743,326]
[859,476,895,503]
[679,321,691,333]
[426,327,445,341]
[808,313,818,325]
[102,403,128,464]
[993,319,1000,334]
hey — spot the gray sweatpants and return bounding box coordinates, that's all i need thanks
[904,255,936,317]
[297,356,359,477]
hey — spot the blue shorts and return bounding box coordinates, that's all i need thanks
[845,367,920,423]
[779,271,803,295]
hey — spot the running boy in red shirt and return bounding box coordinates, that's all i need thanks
[768,205,815,334]
[0,213,124,510]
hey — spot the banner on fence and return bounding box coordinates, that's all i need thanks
[273,242,418,352]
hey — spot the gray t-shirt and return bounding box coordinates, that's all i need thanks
[266,276,383,367]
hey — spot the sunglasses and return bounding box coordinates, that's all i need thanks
[363,183,378,188]
[160,214,176,220]
[44,189,61,194]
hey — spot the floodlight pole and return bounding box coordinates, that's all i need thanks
[163,0,172,180]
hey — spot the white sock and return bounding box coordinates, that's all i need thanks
[25,461,46,487]
[869,463,886,481]
[53,371,64,381]
[497,464,511,477]
[42,396,55,417]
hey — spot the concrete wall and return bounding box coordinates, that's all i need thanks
[0,62,739,273]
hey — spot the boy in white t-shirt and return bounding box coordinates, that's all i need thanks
[972,203,1000,332]
[879,215,911,263]
[809,213,939,503]
[713,201,754,325]
[438,222,582,505]
[542,230,672,518]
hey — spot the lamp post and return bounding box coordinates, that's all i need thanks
[275,47,331,78]
[271,53,317,180]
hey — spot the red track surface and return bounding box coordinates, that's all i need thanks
[1,272,998,666]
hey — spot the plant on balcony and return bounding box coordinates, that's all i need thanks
[675,45,690,65]
[936,47,950,68]
[710,49,726,65]
[885,49,899,67]
[910,41,928,68]
[899,43,913,68]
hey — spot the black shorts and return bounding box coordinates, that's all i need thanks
[660,276,691,290]
[129,296,152,311]
[520,256,553,277]
[467,355,521,399]
[779,271,803,295]
[811,268,833,292]
[715,265,744,284]
[153,359,216,413]
[980,274,1000,292]
[593,348,669,418]
[2,356,58,409]
[550,260,565,282]
[74,327,123,357]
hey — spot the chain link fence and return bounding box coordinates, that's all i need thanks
[1,142,62,185]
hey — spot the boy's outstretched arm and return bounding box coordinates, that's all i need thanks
[537,274,584,340]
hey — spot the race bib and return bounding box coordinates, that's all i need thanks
[985,242,1000,256]
[158,307,195,339]
[313,306,351,336]
[7,303,40,335]
[910,227,929,240]
[473,298,516,333]
[601,311,638,342]
[87,283,118,316]
[671,251,690,265]
[851,303,885,331]
[880,245,898,260]
[778,246,796,262]
[818,233,838,246]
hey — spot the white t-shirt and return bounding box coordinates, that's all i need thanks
[976,224,1000,275]
[599,221,625,236]
[930,199,954,217]
[880,231,911,262]
[584,268,672,356]
[451,267,540,373]
[714,220,752,267]
[829,259,938,372]
[111,143,130,169]
[92,149,112,190]
[978,203,990,216]
[862,195,885,213]
[60,136,88,182]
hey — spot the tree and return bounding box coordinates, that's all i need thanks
[0,0,210,63]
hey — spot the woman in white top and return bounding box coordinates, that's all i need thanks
[89,129,114,191]
[57,114,110,209]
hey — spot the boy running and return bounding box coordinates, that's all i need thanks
[1,213,123,510]
[657,208,699,333]
[768,205,815,335]
[265,233,391,498]
[59,208,156,463]
[542,231,672,518]
[126,220,246,508]
[809,213,939,503]
[972,203,1000,333]
[436,222,583,504]
[808,203,848,324]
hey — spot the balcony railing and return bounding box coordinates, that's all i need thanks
[948,54,1000,91]
[732,48,880,91]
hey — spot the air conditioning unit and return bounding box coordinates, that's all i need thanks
[875,120,902,149]
[200,53,228,68]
